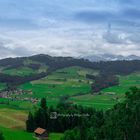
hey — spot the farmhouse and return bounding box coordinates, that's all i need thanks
[34,127,49,139]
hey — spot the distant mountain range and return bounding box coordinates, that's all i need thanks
[82,54,140,62]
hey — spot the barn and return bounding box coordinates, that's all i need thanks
[34,127,49,139]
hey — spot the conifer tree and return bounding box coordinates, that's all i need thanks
[26,112,35,132]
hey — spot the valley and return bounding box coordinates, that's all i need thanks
[0,55,139,140]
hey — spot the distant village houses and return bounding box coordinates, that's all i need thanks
[0,88,39,104]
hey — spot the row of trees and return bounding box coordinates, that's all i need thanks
[0,72,47,87]
[26,98,103,133]
[91,73,119,92]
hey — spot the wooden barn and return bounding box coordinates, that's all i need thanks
[34,127,49,139]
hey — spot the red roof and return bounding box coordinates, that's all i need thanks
[34,127,46,135]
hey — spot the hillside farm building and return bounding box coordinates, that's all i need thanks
[34,127,49,139]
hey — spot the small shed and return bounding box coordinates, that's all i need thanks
[34,127,49,139]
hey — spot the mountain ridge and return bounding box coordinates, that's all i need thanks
[82,54,140,62]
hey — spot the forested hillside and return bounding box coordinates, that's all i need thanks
[0,54,140,87]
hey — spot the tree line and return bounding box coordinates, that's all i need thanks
[0,72,47,87]
[91,73,119,93]
[26,98,101,133]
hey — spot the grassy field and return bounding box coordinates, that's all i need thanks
[2,68,140,110]
[0,98,34,110]
[0,126,36,140]
[70,93,124,110]
[70,72,140,110]
[102,72,140,94]
[50,133,63,140]
[0,107,34,140]
[0,108,27,129]
[18,66,97,106]
[0,108,63,140]
[2,67,37,76]
[0,126,63,140]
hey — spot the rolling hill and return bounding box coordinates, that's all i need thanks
[0,54,140,140]
[0,54,140,109]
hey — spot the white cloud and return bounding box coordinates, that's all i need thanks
[0,0,139,58]
[0,23,139,59]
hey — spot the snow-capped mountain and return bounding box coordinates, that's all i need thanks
[83,54,140,62]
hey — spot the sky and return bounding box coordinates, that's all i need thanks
[0,0,140,58]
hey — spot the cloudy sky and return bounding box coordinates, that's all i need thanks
[0,0,140,58]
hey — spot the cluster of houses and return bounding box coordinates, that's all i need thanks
[0,89,39,104]
[0,89,32,97]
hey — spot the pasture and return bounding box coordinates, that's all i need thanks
[18,66,96,106]
[0,126,36,140]
[0,108,63,140]
[70,93,124,110]
[0,98,34,110]
[2,67,37,76]
[102,72,140,94]
[70,72,140,110]
[0,108,27,129]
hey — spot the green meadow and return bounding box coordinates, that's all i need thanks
[18,66,96,106]
[0,108,63,140]
[70,72,140,110]
[0,126,35,140]
[102,72,140,94]
[0,108,27,129]
[2,67,37,77]
[0,126,63,140]
[69,91,125,110]
[0,98,34,110]
[1,68,140,110]
[0,108,34,140]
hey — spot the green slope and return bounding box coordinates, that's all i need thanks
[102,72,140,94]
[0,126,63,140]
[70,72,140,110]
[2,67,37,77]
[0,126,35,140]
[18,66,96,106]
[0,108,63,140]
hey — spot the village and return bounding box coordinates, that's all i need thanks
[0,88,39,104]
